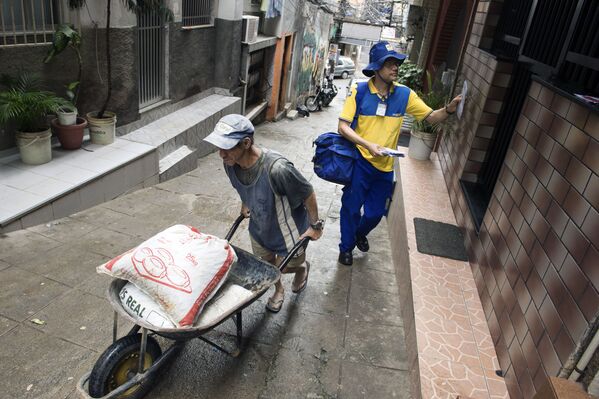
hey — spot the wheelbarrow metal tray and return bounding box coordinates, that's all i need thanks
[107,245,279,338]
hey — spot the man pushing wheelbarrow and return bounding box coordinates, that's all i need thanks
[203,114,324,313]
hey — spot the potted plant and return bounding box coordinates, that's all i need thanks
[66,0,172,145]
[408,71,449,160]
[396,61,424,92]
[44,24,88,149]
[0,73,68,164]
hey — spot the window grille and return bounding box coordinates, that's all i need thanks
[182,0,213,27]
[137,6,166,108]
[558,0,599,95]
[1,0,61,46]
[521,0,580,67]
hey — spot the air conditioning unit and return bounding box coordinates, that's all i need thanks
[242,15,259,43]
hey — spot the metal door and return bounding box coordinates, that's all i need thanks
[137,5,166,108]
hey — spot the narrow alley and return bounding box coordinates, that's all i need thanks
[0,81,411,399]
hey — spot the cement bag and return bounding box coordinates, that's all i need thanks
[98,225,237,327]
[119,282,175,328]
[196,284,254,328]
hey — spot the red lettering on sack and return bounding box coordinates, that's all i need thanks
[132,247,192,293]
[179,245,236,326]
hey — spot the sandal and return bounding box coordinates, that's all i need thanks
[266,295,284,313]
[292,262,310,294]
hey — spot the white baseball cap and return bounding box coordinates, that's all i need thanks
[203,114,255,150]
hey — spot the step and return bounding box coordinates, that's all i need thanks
[0,137,157,233]
[122,94,241,181]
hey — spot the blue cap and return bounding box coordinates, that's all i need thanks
[203,114,254,150]
[362,41,407,77]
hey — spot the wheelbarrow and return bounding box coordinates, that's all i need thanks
[76,215,309,399]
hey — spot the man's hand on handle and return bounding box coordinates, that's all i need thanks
[300,226,323,241]
[240,203,250,218]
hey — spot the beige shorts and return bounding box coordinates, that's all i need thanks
[250,235,306,273]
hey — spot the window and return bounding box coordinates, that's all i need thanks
[1,0,61,46]
[182,0,213,27]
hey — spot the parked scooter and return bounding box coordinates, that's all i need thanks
[305,75,338,112]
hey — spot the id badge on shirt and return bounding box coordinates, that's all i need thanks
[376,102,387,116]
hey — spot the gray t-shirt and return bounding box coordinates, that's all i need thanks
[234,151,313,209]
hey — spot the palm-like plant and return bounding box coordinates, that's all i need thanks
[66,0,173,118]
[0,73,68,132]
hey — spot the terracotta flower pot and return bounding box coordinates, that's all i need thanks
[51,117,88,150]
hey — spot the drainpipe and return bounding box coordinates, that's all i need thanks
[568,329,599,382]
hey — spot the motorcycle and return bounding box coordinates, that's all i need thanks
[305,75,338,112]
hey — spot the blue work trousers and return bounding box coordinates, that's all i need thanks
[339,156,393,252]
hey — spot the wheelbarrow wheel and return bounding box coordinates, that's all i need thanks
[88,334,162,399]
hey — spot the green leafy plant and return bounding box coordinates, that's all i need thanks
[66,0,173,118]
[397,61,423,92]
[44,24,82,110]
[412,70,449,134]
[0,73,68,132]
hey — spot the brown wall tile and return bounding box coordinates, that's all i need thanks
[557,292,587,343]
[548,144,572,175]
[533,365,549,392]
[581,207,599,249]
[546,171,570,205]
[526,304,545,345]
[547,116,570,144]
[550,95,570,119]
[532,185,552,215]
[553,328,575,365]
[580,245,599,288]
[522,332,542,373]
[584,174,599,209]
[561,220,590,263]
[544,230,568,269]
[563,188,591,227]
[530,210,550,243]
[536,107,555,132]
[516,244,534,280]
[546,200,569,236]
[538,296,561,341]
[527,270,546,309]
[565,102,589,130]
[538,87,555,108]
[584,112,599,140]
[582,138,599,175]
[564,157,592,195]
[515,277,532,314]
[531,241,551,278]
[579,285,599,322]
[538,333,561,376]
[534,158,554,187]
[559,255,589,300]
[564,125,590,159]
[544,265,568,309]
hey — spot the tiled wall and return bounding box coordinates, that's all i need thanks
[438,62,599,399]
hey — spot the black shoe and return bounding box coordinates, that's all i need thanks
[356,236,369,252]
[338,251,353,266]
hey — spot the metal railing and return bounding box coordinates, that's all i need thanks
[182,0,213,27]
[137,6,166,108]
[0,0,61,46]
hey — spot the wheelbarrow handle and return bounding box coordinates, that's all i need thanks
[279,237,311,272]
[225,214,247,242]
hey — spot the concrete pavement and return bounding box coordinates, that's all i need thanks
[0,79,411,399]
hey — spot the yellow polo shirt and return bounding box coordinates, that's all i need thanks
[340,79,432,171]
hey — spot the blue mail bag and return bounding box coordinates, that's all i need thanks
[312,132,360,185]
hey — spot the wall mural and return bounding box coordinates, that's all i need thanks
[297,4,333,97]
